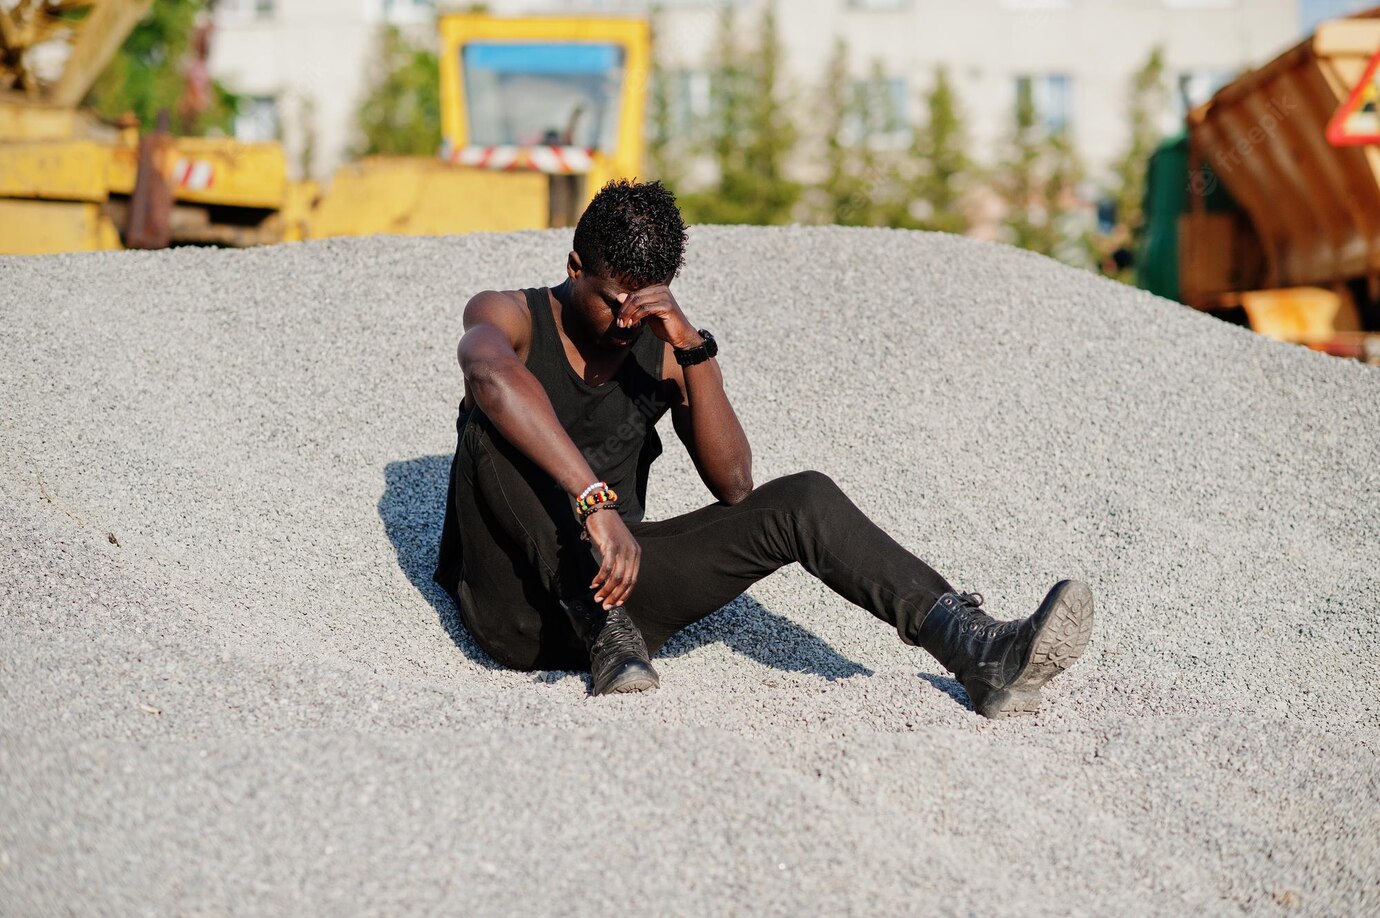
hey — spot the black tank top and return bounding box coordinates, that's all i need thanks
[430,287,667,599]
[434,286,673,602]
[518,286,671,522]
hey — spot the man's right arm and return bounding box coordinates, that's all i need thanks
[457,290,599,499]
[456,291,641,609]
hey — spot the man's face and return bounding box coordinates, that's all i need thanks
[568,256,660,348]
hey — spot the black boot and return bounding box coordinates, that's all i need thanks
[913,580,1094,718]
[559,596,660,696]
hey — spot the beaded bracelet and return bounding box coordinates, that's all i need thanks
[577,502,617,540]
[577,480,607,502]
[580,502,617,523]
[576,485,619,518]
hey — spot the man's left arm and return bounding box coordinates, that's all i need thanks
[616,286,753,505]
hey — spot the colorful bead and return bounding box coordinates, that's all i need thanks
[576,485,619,518]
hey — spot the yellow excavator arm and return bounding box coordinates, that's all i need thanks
[1,0,152,108]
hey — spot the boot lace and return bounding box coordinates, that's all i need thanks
[951,591,1009,638]
[591,606,650,669]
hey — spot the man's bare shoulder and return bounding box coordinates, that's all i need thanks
[463,288,535,355]
[464,289,531,322]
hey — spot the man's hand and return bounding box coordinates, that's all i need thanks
[583,509,641,610]
[616,285,702,350]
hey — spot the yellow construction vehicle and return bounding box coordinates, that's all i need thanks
[308,13,649,238]
[0,0,307,255]
[1,7,649,254]
[1139,7,1380,362]
[0,0,140,252]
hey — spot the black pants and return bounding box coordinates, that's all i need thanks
[451,412,955,671]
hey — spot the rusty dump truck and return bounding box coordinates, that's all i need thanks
[1140,7,1380,362]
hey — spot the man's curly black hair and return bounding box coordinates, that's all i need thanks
[572,179,687,289]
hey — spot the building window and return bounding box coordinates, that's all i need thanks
[1016,74,1072,133]
[218,0,274,19]
[234,95,279,142]
[844,76,909,146]
[847,0,911,10]
[665,70,712,135]
[379,0,435,25]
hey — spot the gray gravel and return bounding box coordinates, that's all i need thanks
[2,226,1378,916]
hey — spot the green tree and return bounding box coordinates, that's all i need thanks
[1045,128,1095,267]
[85,0,238,135]
[817,40,869,225]
[646,13,683,189]
[997,83,1088,263]
[736,4,801,223]
[679,4,800,225]
[855,59,913,227]
[909,66,972,234]
[999,84,1044,252]
[1110,47,1168,241]
[353,26,441,157]
[297,93,318,178]
[814,45,911,227]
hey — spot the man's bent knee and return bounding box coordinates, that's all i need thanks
[751,469,846,515]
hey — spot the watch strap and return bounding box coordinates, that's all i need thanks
[674,329,717,367]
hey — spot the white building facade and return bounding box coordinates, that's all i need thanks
[208,0,1314,190]
[208,0,434,180]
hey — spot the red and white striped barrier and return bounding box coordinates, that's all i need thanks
[171,158,215,191]
[444,144,595,175]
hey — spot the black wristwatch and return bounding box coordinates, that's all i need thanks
[673,328,718,367]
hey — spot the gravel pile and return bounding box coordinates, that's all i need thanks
[2,226,1377,916]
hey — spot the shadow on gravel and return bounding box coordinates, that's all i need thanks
[656,593,873,682]
[917,672,973,712]
[379,454,506,672]
[380,455,871,683]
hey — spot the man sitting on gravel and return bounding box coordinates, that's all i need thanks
[433,179,1094,717]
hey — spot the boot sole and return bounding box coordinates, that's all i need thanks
[593,660,660,696]
[976,579,1094,718]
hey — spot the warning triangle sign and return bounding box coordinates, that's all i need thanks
[1328,49,1380,146]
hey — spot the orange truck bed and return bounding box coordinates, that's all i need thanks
[1182,11,1380,315]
